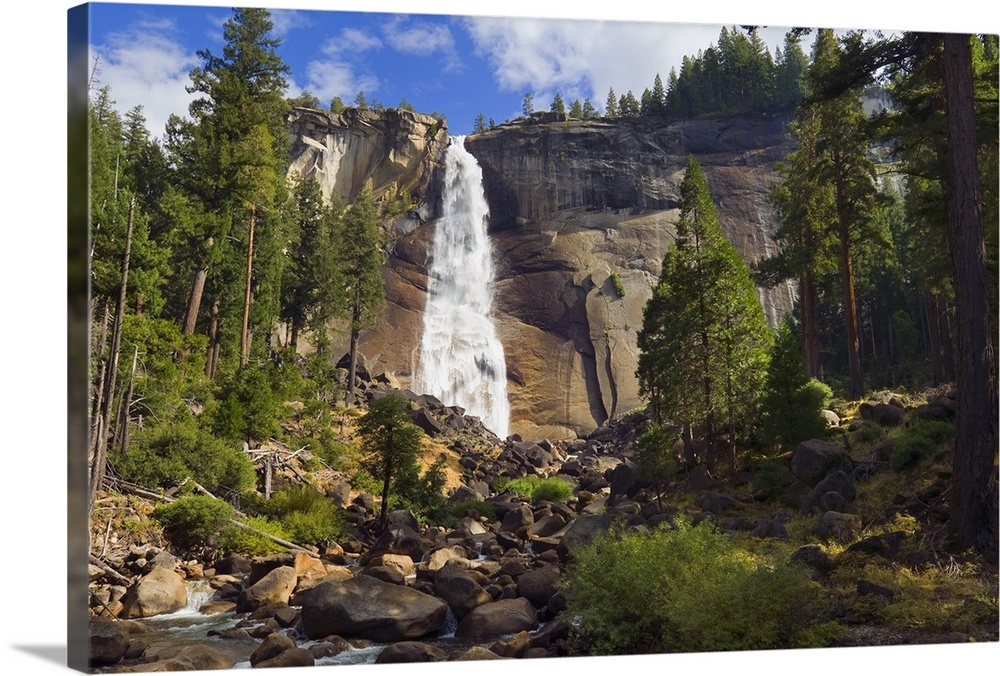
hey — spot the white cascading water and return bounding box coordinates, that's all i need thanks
[416,136,510,439]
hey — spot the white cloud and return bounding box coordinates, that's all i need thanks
[269,9,312,38]
[383,15,462,72]
[464,16,802,112]
[303,27,384,103]
[90,19,200,140]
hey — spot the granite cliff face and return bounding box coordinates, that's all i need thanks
[287,109,797,440]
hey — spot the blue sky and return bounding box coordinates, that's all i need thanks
[76,0,969,139]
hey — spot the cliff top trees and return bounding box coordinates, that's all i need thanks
[637,157,771,472]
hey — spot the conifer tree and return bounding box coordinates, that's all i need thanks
[759,320,831,451]
[165,7,291,375]
[604,87,618,118]
[550,92,566,114]
[336,188,386,404]
[637,157,770,471]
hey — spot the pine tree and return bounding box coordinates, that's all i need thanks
[550,92,566,114]
[604,87,618,118]
[637,157,770,471]
[336,188,386,405]
[568,99,584,118]
[473,112,487,133]
[759,320,831,451]
[357,395,425,532]
[522,91,534,117]
[166,7,291,375]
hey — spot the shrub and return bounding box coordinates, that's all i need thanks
[494,475,540,497]
[890,420,955,471]
[851,422,884,445]
[560,520,827,654]
[245,486,345,546]
[152,496,234,550]
[218,516,290,556]
[116,419,257,496]
[610,272,626,298]
[531,477,574,503]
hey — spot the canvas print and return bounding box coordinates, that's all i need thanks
[68,1,999,673]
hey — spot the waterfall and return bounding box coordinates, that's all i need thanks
[416,136,510,439]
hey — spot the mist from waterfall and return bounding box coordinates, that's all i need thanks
[415,136,510,439]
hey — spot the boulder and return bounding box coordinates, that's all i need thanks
[254,648,315,668]
[120,567,187,619]
[814,511,862,541]
[515,565,561,608]
[122,645,235,672]
[556,513,612,562]
[859,401,905,427]
[358,524,427,566]
[449,646,504,661]
[802,470,856,513]
[434,564,492,618]
[375,641,445,663]
[88,617,129,667]
[299,574,448,641]
[236,565,297,613]
[791,439,852,485]
[249,632,296,666]
[455,597,539,638]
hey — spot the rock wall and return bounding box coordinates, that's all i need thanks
[287,108,798,440]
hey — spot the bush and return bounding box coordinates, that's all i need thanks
[152,496,234,550]
[560,520,827,654]
[244,486,345,546]
[495,475,572,504]
[116,419,257,496]
[531,477,574,503]
[890,420,955,471]
[217,516,290,556]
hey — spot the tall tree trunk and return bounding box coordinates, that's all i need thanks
[117,345,139,455]
[942,33,999,558]
[182,236,213,336]
[206,299,220,378]
[241,207,256,368]
[800,271,822,379]
[90,198,135,510]
[835,160,864,400]
[346,288,361,406]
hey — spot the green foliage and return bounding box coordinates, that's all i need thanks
[635,423,679,495]
[255,486,345,544]
[217,515,289,556]
[609,272,626,298]
[495,475,573,504]
[531,477,574,503]
[152,496,235,550]
[356,395,427,528]
[115,418,256,496]
[209,364,284,444]
[760,320,832,451]
[890,420,955,471]
[560,520,827,654]
[637,157,771,462]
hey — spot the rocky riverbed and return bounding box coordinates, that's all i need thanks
[86,382,998,672]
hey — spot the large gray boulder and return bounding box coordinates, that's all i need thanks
[434,564,492,618]
[791,439,853,485]
[454,597,539,638]
[236,565,297,613]
[299,574,448,641]
[556,513,613,563]
[88,617,129,667]
[120,567,187,619]
[515,565,561,608]
[358,524,427,566]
